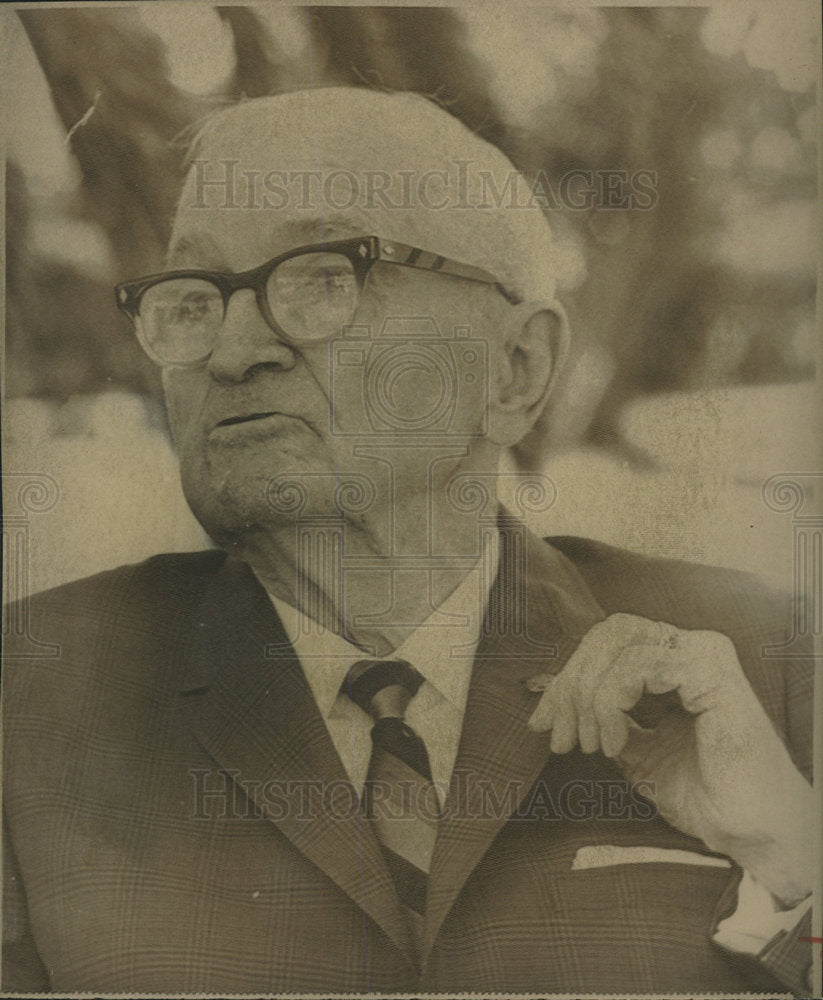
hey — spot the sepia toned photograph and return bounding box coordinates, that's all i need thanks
[2,1,820,996]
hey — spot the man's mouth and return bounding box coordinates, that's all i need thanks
[210,411,317,440]
[217,411,279,427]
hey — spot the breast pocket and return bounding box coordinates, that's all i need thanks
[571,844,732,871]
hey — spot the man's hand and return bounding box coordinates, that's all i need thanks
[527,613,813,906]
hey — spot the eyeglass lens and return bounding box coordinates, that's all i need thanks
[136,251,359,366]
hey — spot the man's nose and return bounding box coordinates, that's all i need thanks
[207,289,297,383]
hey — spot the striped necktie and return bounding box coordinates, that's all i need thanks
[343,659,440,944]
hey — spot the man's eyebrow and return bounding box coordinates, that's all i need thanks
[167,217,369,268]
[166,234,225,268]
[288,216,368,242]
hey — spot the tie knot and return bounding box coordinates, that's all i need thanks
[343,659,424,720]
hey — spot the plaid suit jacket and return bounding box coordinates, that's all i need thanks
[3,521,814,995]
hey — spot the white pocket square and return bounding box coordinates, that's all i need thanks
[572,845,732,871]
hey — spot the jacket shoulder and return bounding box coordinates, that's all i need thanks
[547,535,792,635]
[2,550,228,697]
[10,549,227,623]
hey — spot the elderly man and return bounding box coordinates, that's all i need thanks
[3,89,814,995]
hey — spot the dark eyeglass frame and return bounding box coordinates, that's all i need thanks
[114,235,518,363]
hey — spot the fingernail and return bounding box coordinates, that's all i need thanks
[526,673,553,693]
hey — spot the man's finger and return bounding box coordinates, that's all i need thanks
[549,695,578,754]
[567,613,663,667]
[527,674,554,733]
[558,614,670,752]
[592,644,682,742]
[599,710,630,759]
[592,645,655,757]
[568,617,665,753]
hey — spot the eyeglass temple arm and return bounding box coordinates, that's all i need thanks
[374,239,519,303]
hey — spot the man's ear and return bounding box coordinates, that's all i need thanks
[487,301,569,447]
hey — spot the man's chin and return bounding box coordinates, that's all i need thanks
[182,464,349,547]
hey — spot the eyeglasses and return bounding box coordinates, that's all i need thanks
[114,235,517,368]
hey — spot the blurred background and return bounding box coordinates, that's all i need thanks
[3,2,820,594]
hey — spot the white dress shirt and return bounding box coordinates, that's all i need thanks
[266,532,498,808]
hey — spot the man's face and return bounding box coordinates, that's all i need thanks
[162,154,499,544]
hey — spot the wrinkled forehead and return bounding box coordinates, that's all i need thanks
[171,89,556,300]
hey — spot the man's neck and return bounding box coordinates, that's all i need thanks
[239,496,500,656]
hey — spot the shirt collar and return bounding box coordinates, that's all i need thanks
[267,531,499,719]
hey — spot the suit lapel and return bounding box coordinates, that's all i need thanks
[178,557,417,967]
[175,520,608,969]
[422,516,606,962]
